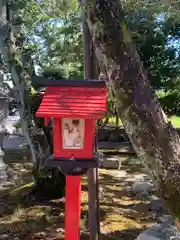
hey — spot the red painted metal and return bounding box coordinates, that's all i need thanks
[65,176,81,240]
[53,118,62,157]
[35,83,107,240]
[36,86,106,119]
[53,118,95,159]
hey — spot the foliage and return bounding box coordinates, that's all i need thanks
[23,0,84,80]
[123,0,180,91]
[32,166,66,199]
[2,0,179,126]
[159,90,180,116]
[6,0,180,127]
[20,0,180,118]
[120,1,180,113]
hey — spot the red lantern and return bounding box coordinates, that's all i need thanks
[35,78,107,240]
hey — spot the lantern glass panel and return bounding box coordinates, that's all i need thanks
[62,118,85,150]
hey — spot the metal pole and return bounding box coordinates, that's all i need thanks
[65,176,81,240]
[95,135,100,236]
[83,18,94,80]
[82,18,100,240]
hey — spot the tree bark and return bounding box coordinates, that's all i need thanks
[0,0,50,168]
[81,0,180,222]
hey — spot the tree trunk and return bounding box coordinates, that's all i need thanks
[0,0,50,170]
[81,0,180,223]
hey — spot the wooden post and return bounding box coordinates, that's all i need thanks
[83,17,100,240]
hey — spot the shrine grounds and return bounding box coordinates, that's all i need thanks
[1,116,179,239]
[0,153,156,240]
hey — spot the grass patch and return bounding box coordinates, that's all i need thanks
[169,115,180,128]
[105,115,180,128]
[106,117,123,127]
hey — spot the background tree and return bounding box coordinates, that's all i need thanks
[22,0,83,80]
[24,0,180,116]
[0,0,65,198]
[123,0,180,116]
[80,0,180,225]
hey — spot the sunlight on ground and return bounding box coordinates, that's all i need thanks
[0,156,154,239]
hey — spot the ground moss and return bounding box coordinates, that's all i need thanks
[0,158,154,239]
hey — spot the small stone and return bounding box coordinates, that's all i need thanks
[159,214,174,225]
[37,231,46,236]
[0,186,6,191]
[1,234,9,239]
[132,181,154,196]
[56,228,64,233]
[23,162,33,169]
[102,155,121,169]
[7,168,16,178]
[136,235,159,240]
[135,224,180,240]
[0,202,7,214]
[149,198,167,219]
[2,181,14,187]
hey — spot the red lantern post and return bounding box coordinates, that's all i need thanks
[34,78,107,239]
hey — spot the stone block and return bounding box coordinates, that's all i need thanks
[132,181,154,196]
[101,155,121,169]
[136,224,180,240]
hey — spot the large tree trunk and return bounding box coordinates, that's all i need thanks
[81,0,180,223]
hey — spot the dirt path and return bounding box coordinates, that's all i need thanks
[0,155,155,239]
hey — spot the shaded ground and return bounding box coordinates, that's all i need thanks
[0,154,155,239]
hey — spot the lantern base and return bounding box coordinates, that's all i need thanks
[44,153,99,176]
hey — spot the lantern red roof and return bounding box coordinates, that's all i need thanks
[36,84,106,119]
